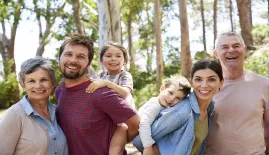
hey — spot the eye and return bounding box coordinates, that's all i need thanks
[176,97,182,101]
[78,55,85,59]
[65,53,72,57]
[168,91,173,95]
[194,78,201,82]
[208,78,216,82]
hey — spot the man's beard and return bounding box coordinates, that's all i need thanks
[61,68,88,79]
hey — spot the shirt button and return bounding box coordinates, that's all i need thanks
[54,137,56,140]
[55,152,57,154]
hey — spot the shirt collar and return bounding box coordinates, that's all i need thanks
[20,95,34,115]
[19,95,55,120]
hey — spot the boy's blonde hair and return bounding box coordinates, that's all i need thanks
[162,75,191,96]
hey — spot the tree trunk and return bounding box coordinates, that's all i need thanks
[178,0,192,79]
[267,0,269,44]
[35,1,65,56]
[71,0,85,35]
[213,0,218,49]
[127,14,135,70]
[236,0,254,50]
[96,0,121,48]
[229,0,234,32]
[200,0,207,52]
[154,0,164,88]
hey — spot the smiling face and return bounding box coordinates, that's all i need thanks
[59,44,90,80]
[101,47,125,75]
[191,69,223,103]
[214,35,246,71]
[158,84,186,107]
[21,68,54,102]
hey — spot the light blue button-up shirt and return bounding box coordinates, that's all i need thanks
[134,92,214,155]
[20,95,68,155]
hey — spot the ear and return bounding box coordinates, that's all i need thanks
[189,79,193,87]
[213,49,218,60]
[219,79,224,89]
[19,81,25,89]
[159,85,165,92]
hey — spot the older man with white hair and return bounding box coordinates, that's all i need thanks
[205,32,269,154]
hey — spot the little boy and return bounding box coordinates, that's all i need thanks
[137,75,191,154]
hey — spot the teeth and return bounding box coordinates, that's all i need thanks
[34,90,45,93]
[67,65,78,70]
[200,90,210,94]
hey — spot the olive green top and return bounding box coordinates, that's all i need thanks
[190,117,208,155]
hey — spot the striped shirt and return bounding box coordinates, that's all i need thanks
[55,80,136,155]
[94,70,136,109]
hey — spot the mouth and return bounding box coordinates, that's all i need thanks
[33,90,46,94]
[226,55,238,61]
[66,65,79,70]
[198,90,211,95]
[109,63,119,66]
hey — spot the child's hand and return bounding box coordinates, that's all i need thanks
[143,145,160,155]
[85,80,107,93]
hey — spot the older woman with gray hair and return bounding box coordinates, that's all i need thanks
[0,57,68,155]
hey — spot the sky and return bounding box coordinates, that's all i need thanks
[1,0,267,75]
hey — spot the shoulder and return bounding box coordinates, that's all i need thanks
[245,70,269,82]
[119,71,132,78]
[1,103,24,122]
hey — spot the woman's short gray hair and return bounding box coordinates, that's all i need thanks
[18,56,56,86]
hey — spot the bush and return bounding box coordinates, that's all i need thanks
[252,24,268,46]
[244,49,268,76]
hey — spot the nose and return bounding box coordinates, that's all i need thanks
[35,81,43,88]
[70,55,78,63]
[228,46,235,53]
[201,80,208,87]
[111,56,116,61]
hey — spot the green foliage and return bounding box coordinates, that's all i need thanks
[0,72,20,109]
[244,50,268,76]
[133,83,158,109]
[252,24,268,46]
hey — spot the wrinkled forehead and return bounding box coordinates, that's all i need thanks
[220,35,243,45]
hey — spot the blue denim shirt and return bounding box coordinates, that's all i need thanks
[20,95,68,155]
[133,92,214,155]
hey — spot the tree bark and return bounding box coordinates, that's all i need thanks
[71,0,85,35]
[236,0,254,50]
[127,14,135,70]
[229,0,234,32]
[154,0,164,88]
[178,0,192,79]
[96,0,121,48]
[213,0,218,48]
[35,1,65,56]
[200,0,207,52]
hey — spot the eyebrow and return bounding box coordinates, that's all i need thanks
[194,75,217,78]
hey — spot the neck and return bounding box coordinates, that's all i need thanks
[64,74,89,88]
[223,67,244,80]
[28,98,49,114]
[197,99,211,114]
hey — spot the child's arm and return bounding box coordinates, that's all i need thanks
[86,79,131,99]
[139,100,163,151]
